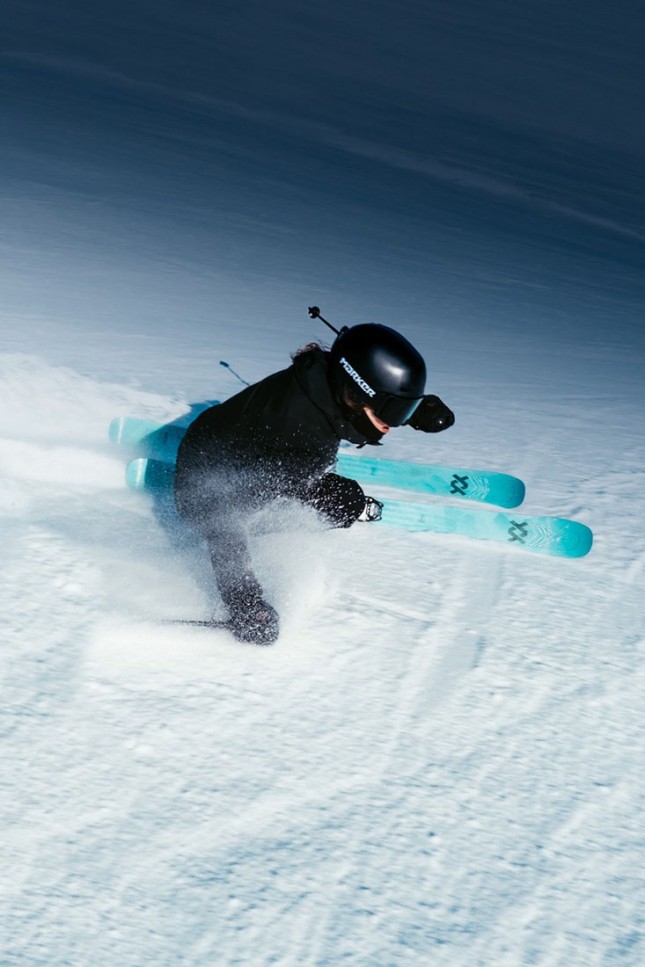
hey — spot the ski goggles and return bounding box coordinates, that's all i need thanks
[370,392,424,427]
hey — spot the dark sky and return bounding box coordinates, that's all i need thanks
[2,0,644,358]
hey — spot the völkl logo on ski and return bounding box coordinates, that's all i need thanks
[508,520,529,544]
[450,473,469,496]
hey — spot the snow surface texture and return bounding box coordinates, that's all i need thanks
[1,340,643,966]
[2,0,645,960]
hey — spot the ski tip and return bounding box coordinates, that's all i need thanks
[553,520,593,558]
[498,478,526,509]
[572,522,594,558]
[509,517,593,557]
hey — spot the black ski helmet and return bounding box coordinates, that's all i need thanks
[329,323,426,426]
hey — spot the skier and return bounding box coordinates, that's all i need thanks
[174,309,454,644]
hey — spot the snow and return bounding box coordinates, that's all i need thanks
[2,1,644,956]
[1,321,644,965]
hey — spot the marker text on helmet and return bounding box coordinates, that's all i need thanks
[339,357,376,397]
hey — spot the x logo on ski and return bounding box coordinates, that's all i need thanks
[508,520,529,544]
[450,473,469,496]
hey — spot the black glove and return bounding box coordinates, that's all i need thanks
[406,395,455,433]
[306,473,366,528]
[223,581,280,645]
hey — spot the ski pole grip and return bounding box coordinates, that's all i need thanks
[308,305,340,335]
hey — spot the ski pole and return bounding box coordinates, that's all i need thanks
[219,360,251,387]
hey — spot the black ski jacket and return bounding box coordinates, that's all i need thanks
[174,347,370,607]
[174,347,367,537]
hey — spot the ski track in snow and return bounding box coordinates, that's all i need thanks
[1,352,644,966]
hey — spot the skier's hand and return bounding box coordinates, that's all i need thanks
[406,395,455,433]
[226,584,280,645]
[306,473,366,528]
[230,603,279,644]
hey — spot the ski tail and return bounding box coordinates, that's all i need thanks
[126,457,174,492]
[109,417,187,462]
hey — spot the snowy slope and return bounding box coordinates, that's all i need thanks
[1,332,643,965]
[3,0,645,958]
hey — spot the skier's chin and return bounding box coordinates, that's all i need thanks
[364,407,390,434]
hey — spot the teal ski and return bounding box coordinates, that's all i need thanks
[109,415,525,508]
[380,497,592,558]
[125,456,175,492]
[123,456,592,558]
